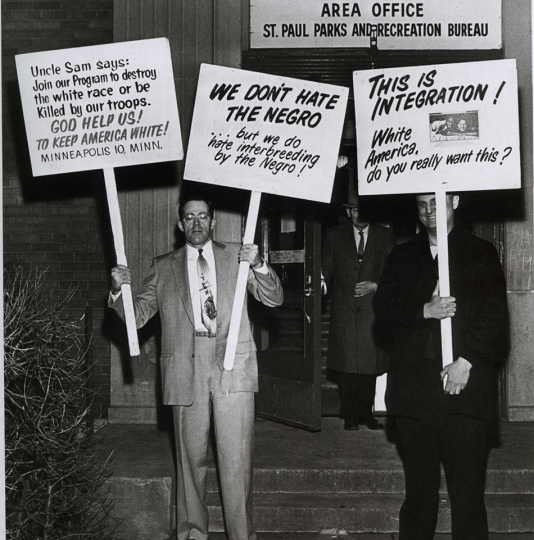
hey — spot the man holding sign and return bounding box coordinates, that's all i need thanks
[109,194,283,540]
[373,193,508,540]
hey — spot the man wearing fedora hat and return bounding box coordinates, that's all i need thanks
[322,187,396,430]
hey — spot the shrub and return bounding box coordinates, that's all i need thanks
[4,267,117,540]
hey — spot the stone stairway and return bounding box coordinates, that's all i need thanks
[99,419,534,540]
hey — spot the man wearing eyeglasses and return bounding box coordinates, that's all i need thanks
[109,194,283,540]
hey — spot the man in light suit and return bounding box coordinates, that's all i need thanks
[322,188,396,431]
[109,195,283,540]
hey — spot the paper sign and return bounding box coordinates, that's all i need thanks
[270,250,305,264]
[251,0,502,50]
[184,64,349,203]
[353,59,520,195]
[15,38,183,177]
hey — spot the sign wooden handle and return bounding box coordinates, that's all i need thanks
[435,189,454,369]
[103,168,140,357]
[223,191,262,371]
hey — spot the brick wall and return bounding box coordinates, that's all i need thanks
[3,1,114,419]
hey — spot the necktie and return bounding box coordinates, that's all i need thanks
[357,229,365,262]
[197,249,216,335]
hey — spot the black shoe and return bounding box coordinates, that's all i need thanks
[344,421,360,431]
[360,418,384,430]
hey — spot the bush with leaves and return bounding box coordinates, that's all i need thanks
[4,267,117,540]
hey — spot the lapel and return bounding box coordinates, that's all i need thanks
[342,221,359,272]
[171,247,194,326]
[446,226,463,286]
[413,231,439,293]
[414,231,435,264]
[358,223,376,274]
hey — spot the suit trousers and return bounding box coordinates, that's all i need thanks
[395,414,492,540]
[173,335,256,540]
[337,371,377,424]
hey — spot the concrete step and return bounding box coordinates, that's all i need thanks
[206,466,534,495]
[206,534,534,540]
[206,492,534,534]
[100,420,534,539]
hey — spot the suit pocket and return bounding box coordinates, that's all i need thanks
[237,340,255,353]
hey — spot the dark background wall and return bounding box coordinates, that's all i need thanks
[3,1,533,421]
[3,0,115,419]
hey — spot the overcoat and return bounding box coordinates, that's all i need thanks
[109,240,283,406]
[322,221,397,374]
[372,227,508,419]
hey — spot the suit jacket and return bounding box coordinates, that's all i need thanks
[110,240,283,406]
[372,227,508,419]
[322,221,397,374]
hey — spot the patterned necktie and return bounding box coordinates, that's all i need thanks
[357,229,365,262]
[197,248,216,335]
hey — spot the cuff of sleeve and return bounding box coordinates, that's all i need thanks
[416,305,427,324]
[455,347,482,368]
[109,290,122,302]
[252,259,268,274]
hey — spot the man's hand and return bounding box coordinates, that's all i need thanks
[441,357,472,394]
[238,244,262,268]
[424,282,456,319]
[354,281,377,297]
[111,264,132,293]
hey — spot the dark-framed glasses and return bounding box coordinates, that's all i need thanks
[183,212,210,223]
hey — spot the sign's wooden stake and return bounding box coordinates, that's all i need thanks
[223,190,262,371]
[104,167,140,357]
[435,188,454,369]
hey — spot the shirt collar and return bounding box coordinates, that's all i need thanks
[186,240,214,258]
[353,224,369,234]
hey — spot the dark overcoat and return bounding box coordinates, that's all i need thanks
[322,221,397,374]
[372,227,508,419]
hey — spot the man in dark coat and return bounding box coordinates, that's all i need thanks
[322,189,396,430]
[373,193,508,540]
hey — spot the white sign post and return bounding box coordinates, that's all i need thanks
[185,64,348,370]
[354,59,520,368]
[16,38,184,357]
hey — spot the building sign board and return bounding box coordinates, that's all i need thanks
[251,0,502,50]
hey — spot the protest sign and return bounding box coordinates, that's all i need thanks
[251,0,502,50]
[15,38,182,176]
[185,64,348,369]
[354,59,520,368]
[185,63,348,203]
[353,59,520,196]
[16,38,184,356]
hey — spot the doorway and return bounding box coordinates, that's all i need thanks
[252,197,323,431]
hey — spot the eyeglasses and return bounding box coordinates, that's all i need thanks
[183,212,210,223]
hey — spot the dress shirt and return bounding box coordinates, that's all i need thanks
[353,223,370,251]
[187,241,217,332]
[109,242,268,319]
